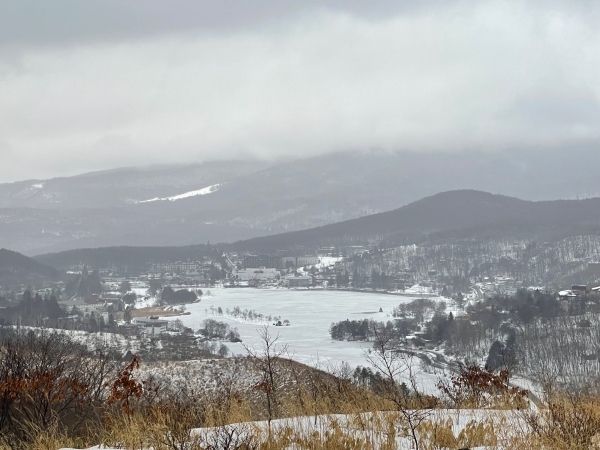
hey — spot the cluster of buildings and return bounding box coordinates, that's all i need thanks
[58,293,123,322]
[475,276,522,298]
[57,290,180,337]
[231,267,312,288]
[228,253,331,288]
[240,246,369,270]
[241,255,319,270]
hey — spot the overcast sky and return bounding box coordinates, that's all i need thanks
[1,0,599,182]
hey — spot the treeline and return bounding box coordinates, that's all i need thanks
[330,298,451,344]
[0,290,64,326]
[353,365,410,398]
[329,315,455,348]
[332,268,398,290]
[376,235,600,290]
[65,266,103,297]
[160,286,199,304]
[34,244,222,271]
[199,319,242,342]
[209,305,286,325]
[330,319,375,341]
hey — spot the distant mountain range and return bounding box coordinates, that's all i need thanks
[3,147,600,255]
[29,190,600,273]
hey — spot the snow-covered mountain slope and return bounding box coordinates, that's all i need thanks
[5,147,600,255]
[138,183,223,203]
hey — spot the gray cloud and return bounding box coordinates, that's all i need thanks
[0,1,447,47]
[0,0,599,182]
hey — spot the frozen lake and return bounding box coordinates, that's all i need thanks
[168,288,445,374]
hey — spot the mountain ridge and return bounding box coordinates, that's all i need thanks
[5,148,600,254]
[32,190,600,269]
[0,248,61,289]
[226,190,600,252]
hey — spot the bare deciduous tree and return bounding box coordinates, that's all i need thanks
[243,326,288,434]
[366,325,436,450]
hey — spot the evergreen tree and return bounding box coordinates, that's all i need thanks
[485,340,505,371]
[118,280,132,294]
[352,269,361,288]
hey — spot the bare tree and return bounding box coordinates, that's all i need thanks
[243,326,288,434]
[366,326,436,450]
[0,328,121,446]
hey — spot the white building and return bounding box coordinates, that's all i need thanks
[151,261,200,273]
[133,317,169,335]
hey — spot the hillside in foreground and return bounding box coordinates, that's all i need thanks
[0,326,593,450]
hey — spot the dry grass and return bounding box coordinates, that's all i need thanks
[17,394,600,450]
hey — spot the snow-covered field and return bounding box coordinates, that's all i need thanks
[165,288,448,390]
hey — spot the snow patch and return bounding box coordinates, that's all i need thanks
[31,183,44,189]
[404,284,435,295]
[314,256,343,269]
[138,183,223,203]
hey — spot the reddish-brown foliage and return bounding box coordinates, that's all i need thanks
[438,364,528,408]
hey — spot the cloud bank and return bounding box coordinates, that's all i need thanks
[0,0,599,182]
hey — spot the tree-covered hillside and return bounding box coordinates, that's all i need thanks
[0,248,61,289]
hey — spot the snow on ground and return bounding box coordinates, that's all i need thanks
[62,408,523,450]
[403,284,436,295]
[16,326,135,354]
[131,286,157,307]
[314,256,344,269]
[165,288,447,392]
[137,183,222,203]
[187,409,521,450]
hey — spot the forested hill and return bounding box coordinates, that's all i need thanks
[34,244,217,271]
[33,190,600,268]
[226,190,600,252]
[0,248,61,288]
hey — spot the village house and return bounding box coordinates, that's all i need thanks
[283,275,311,288]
